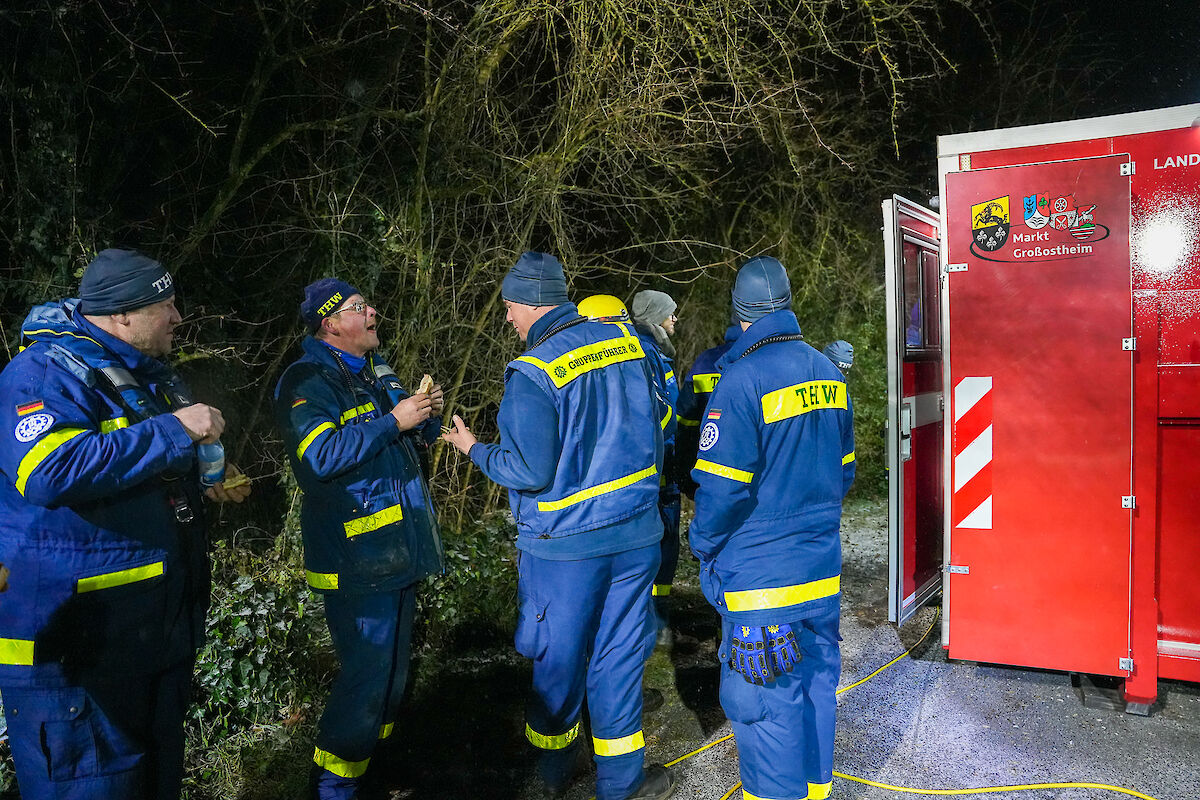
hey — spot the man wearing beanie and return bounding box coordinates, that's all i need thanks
[628,290,682,642]
[273,279,445,800]
[689,255,855,800]
[0,248,251,800]
[443,252,676,800]
[823,340,854,375]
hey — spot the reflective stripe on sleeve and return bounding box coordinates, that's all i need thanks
[306,570,339,590]
[761,380,847,424]
[313,747,369,778]
[343,503,404,538]
[525,721,581,750]
[379,723,394,739]
[537,466,657,512]
[842,451,855,465]
[297,422,336,460]
[692,373,720,393]
[652,584,671,597]
[76,561,164,594]
[592,730,645,757]
[339,403,377,424]
[724,575,841,612]
[0,638,34,666]
[660,407,672,430]
[16,428,87,495]
[678,416,700,427]
[100,416,130,433]
[694,459,753,484]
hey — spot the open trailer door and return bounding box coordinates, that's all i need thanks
[943,154,1133,676]
[883,195,945,625]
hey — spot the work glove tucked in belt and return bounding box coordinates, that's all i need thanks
[729,623,802,684]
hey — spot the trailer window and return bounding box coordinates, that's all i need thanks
[902,240,941,357]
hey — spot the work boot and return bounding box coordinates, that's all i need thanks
[642,687,665,714]
[626,764,677,800]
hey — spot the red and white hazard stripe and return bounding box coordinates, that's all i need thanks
[953,377,992,529]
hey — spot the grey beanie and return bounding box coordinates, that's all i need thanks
[731,256,791,323]
[501,251,570,307]
[630,290,676,328]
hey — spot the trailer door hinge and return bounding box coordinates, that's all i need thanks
[946,565,969,575]
[1119,657,1134,672]
[946,263,968,273]
[1122,337,1136,351]
[1122,496,1136,509]
[1121,162,1135,176]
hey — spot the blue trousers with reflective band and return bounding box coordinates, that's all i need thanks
[718,607,840,800]
[517,543,659,800]
[1,663,192,800]
[652,493,681,629]
[312,586,416,800]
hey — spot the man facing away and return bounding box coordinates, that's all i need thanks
[442,252,676,800]
[0,248,250,800]
[689,256,855,800]
[273,279,445,800]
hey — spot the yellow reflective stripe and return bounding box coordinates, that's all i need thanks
[525,721,581,750]
[313,747,369,778]
[343,503,404,538]
[660,407,672,430]
[742,791,804,800]
[761,380,847,424]
[516,333,645,389]
[76,561,164,594]
[297,422,336,460]
[339,403,377,424]
[693,373,720,393]
[842,451,855,465]
[0,638,34,666]
[100,416,130,433]
[16,428,87,495]
[379,723,394,739]
[694,459,753,484]
[592,730,645,757]
[306,570,339,590]
[664,370,675,383]
[809,781,833,800]
[537,465,657,512]
[725,575,841,612]
[652,584,671,597]
[678,417,700,427]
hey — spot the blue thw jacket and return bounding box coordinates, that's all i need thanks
[274,337,444,593]
[689,310,855,626]
[675,323,741,496]
[0,300,208,686]
[471,304,665,559]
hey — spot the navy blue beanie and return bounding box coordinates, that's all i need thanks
[823,340,854,370]
[501,251,569,307]
[77,249,175,315]
[300,278,360,332]
[732,256,791,323]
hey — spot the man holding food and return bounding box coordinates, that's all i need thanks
[274,278,445,800]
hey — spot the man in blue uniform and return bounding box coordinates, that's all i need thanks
[628,291,681,638]
[690,256,855,800]
[822,340,854,376]
[274,279,445,800]
[0,248,251,800]
[675,310,742,498]
[442,253,676,800]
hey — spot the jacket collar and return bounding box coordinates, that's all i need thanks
[723,323,743,343]
[526,303,579,349]
[717,310,801,370]
[22,298,168,376]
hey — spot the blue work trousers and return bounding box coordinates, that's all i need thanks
[516,543,659,800]
[1,663,192,800]
[719,607,841,800]
[652,493,681,629]
[312,586,415,800]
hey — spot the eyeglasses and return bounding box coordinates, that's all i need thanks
[329,300,370,316]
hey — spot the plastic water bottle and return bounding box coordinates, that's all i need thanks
[197,441,226,487]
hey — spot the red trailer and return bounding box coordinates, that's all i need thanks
[883,103,1200,712]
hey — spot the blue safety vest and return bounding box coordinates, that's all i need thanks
[0,300,208,686]
[689,310,856,626]
[274,337,444,594]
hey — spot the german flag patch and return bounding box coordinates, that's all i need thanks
[291,398,308,408]
[706,408,722,420]
[16,400,44,416]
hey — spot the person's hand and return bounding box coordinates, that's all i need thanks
[428,383,445,416]
[0,564,9,593]
[205,463,252,504]
[441,414,478,455]
[390,393,433,431]
[172,404,226,444]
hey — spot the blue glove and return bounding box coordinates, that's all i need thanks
[729,625,774,684]
[764,623,801,675]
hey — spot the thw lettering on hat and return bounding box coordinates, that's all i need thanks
[318,292,344,317]
[153,273,174,293]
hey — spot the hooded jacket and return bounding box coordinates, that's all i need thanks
[0,300,207,686]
